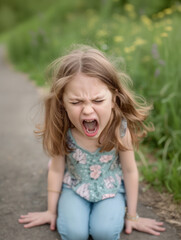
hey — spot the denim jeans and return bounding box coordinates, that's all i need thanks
[57,185,126,240]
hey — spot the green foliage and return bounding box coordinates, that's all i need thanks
[0,0,59,32]
[2,0,181,201]
[126,0,178,16]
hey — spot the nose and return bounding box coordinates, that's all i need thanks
[82,103,94,115]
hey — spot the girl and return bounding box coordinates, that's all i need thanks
[19,45,165,240]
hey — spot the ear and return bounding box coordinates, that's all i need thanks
[112,94,116,108]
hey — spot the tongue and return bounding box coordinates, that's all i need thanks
[84,120,97,131]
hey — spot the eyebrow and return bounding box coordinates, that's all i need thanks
[68,98,82,101]
[68,96,105,102]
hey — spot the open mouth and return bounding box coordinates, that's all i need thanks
[82,119,99,137]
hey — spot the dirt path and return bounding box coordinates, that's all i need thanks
[0,46,179,240]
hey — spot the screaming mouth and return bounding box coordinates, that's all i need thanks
[82,119,98,136]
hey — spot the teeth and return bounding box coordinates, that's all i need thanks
[84,119,95,122]
[86,128,97,133]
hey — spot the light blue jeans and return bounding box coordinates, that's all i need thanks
[57,186,126,240]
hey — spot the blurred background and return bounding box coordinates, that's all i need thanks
[0,0,180,201]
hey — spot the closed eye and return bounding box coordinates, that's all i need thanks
[93,99,104,103]
[70,101,81,105]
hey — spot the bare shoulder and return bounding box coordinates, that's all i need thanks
[50,155,65,170]
[119,128,137,172]
[121,127,133,150]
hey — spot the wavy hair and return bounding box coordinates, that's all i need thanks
[35,45,153,157]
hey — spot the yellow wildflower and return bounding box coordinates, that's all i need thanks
[164,8,173,15]
[165,26,172,31]
[96,30,108,38]
[124,4,135,12]
[134,37,146,46]
[157,12,164,19]
[114,36,124,43]
[124,4,136,19]
[142,56,151,63]
[155,37,162,45]
[160,32,168,37]
[141,15,152,27]
[177,5,181,12]
[124,46,135,54]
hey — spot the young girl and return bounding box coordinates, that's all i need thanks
[19,45,165,240]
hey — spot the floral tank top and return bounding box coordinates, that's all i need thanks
[63,119,127,202]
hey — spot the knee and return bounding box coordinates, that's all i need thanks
[57,217,89,240]
[90,225,122,240]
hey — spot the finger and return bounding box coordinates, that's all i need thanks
[151,225,166,232]
[19,218,30,224]
[156,222,164,226]
[19,216,37,224]
[125,224,132,234]
[24,219,43,228]
[50,222,55,231]
[138,226,161,236]
[50,217,57,231]
[19,216,34,223]
[145,228,161,236]
[20,215,30,218]
[20,213,38,218]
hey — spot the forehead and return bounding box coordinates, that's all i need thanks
[63,73,112,98]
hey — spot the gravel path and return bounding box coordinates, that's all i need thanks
[0,46,179,240]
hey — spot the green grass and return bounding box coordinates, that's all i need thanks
[2,0,181,201]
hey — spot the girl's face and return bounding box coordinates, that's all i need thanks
[63,73,114,140]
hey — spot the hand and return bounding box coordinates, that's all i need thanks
[18,210,57,230]
[125,217,166,236]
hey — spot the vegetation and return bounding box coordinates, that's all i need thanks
[1,0,181,201]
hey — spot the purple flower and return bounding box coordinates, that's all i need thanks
[151,44,159,59]
[154,68,160,78]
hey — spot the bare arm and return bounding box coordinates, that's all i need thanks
[19,155,65,230]
[119,129,139,217]
[48,155,65,214]
[120,129,165,235]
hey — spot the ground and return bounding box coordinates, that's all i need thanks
[0,45,180,240]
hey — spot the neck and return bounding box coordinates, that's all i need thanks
[71,128,100,152]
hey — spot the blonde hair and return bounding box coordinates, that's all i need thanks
[36,45,153,157]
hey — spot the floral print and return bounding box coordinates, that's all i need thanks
[73,149,87,164]
[115,174,122,185]
[63,171,72,186]
[100,155,113,163]
[110,158,119,170]
[67,135,76,149]
[102,193,116,200]
[76,183,90,200]
[90,165,101,179]
[64,122,127,202]
[104,176,115,189]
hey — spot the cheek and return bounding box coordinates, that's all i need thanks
[97,104,113,120]
[66,106,80,121]
[103,99,114,111]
